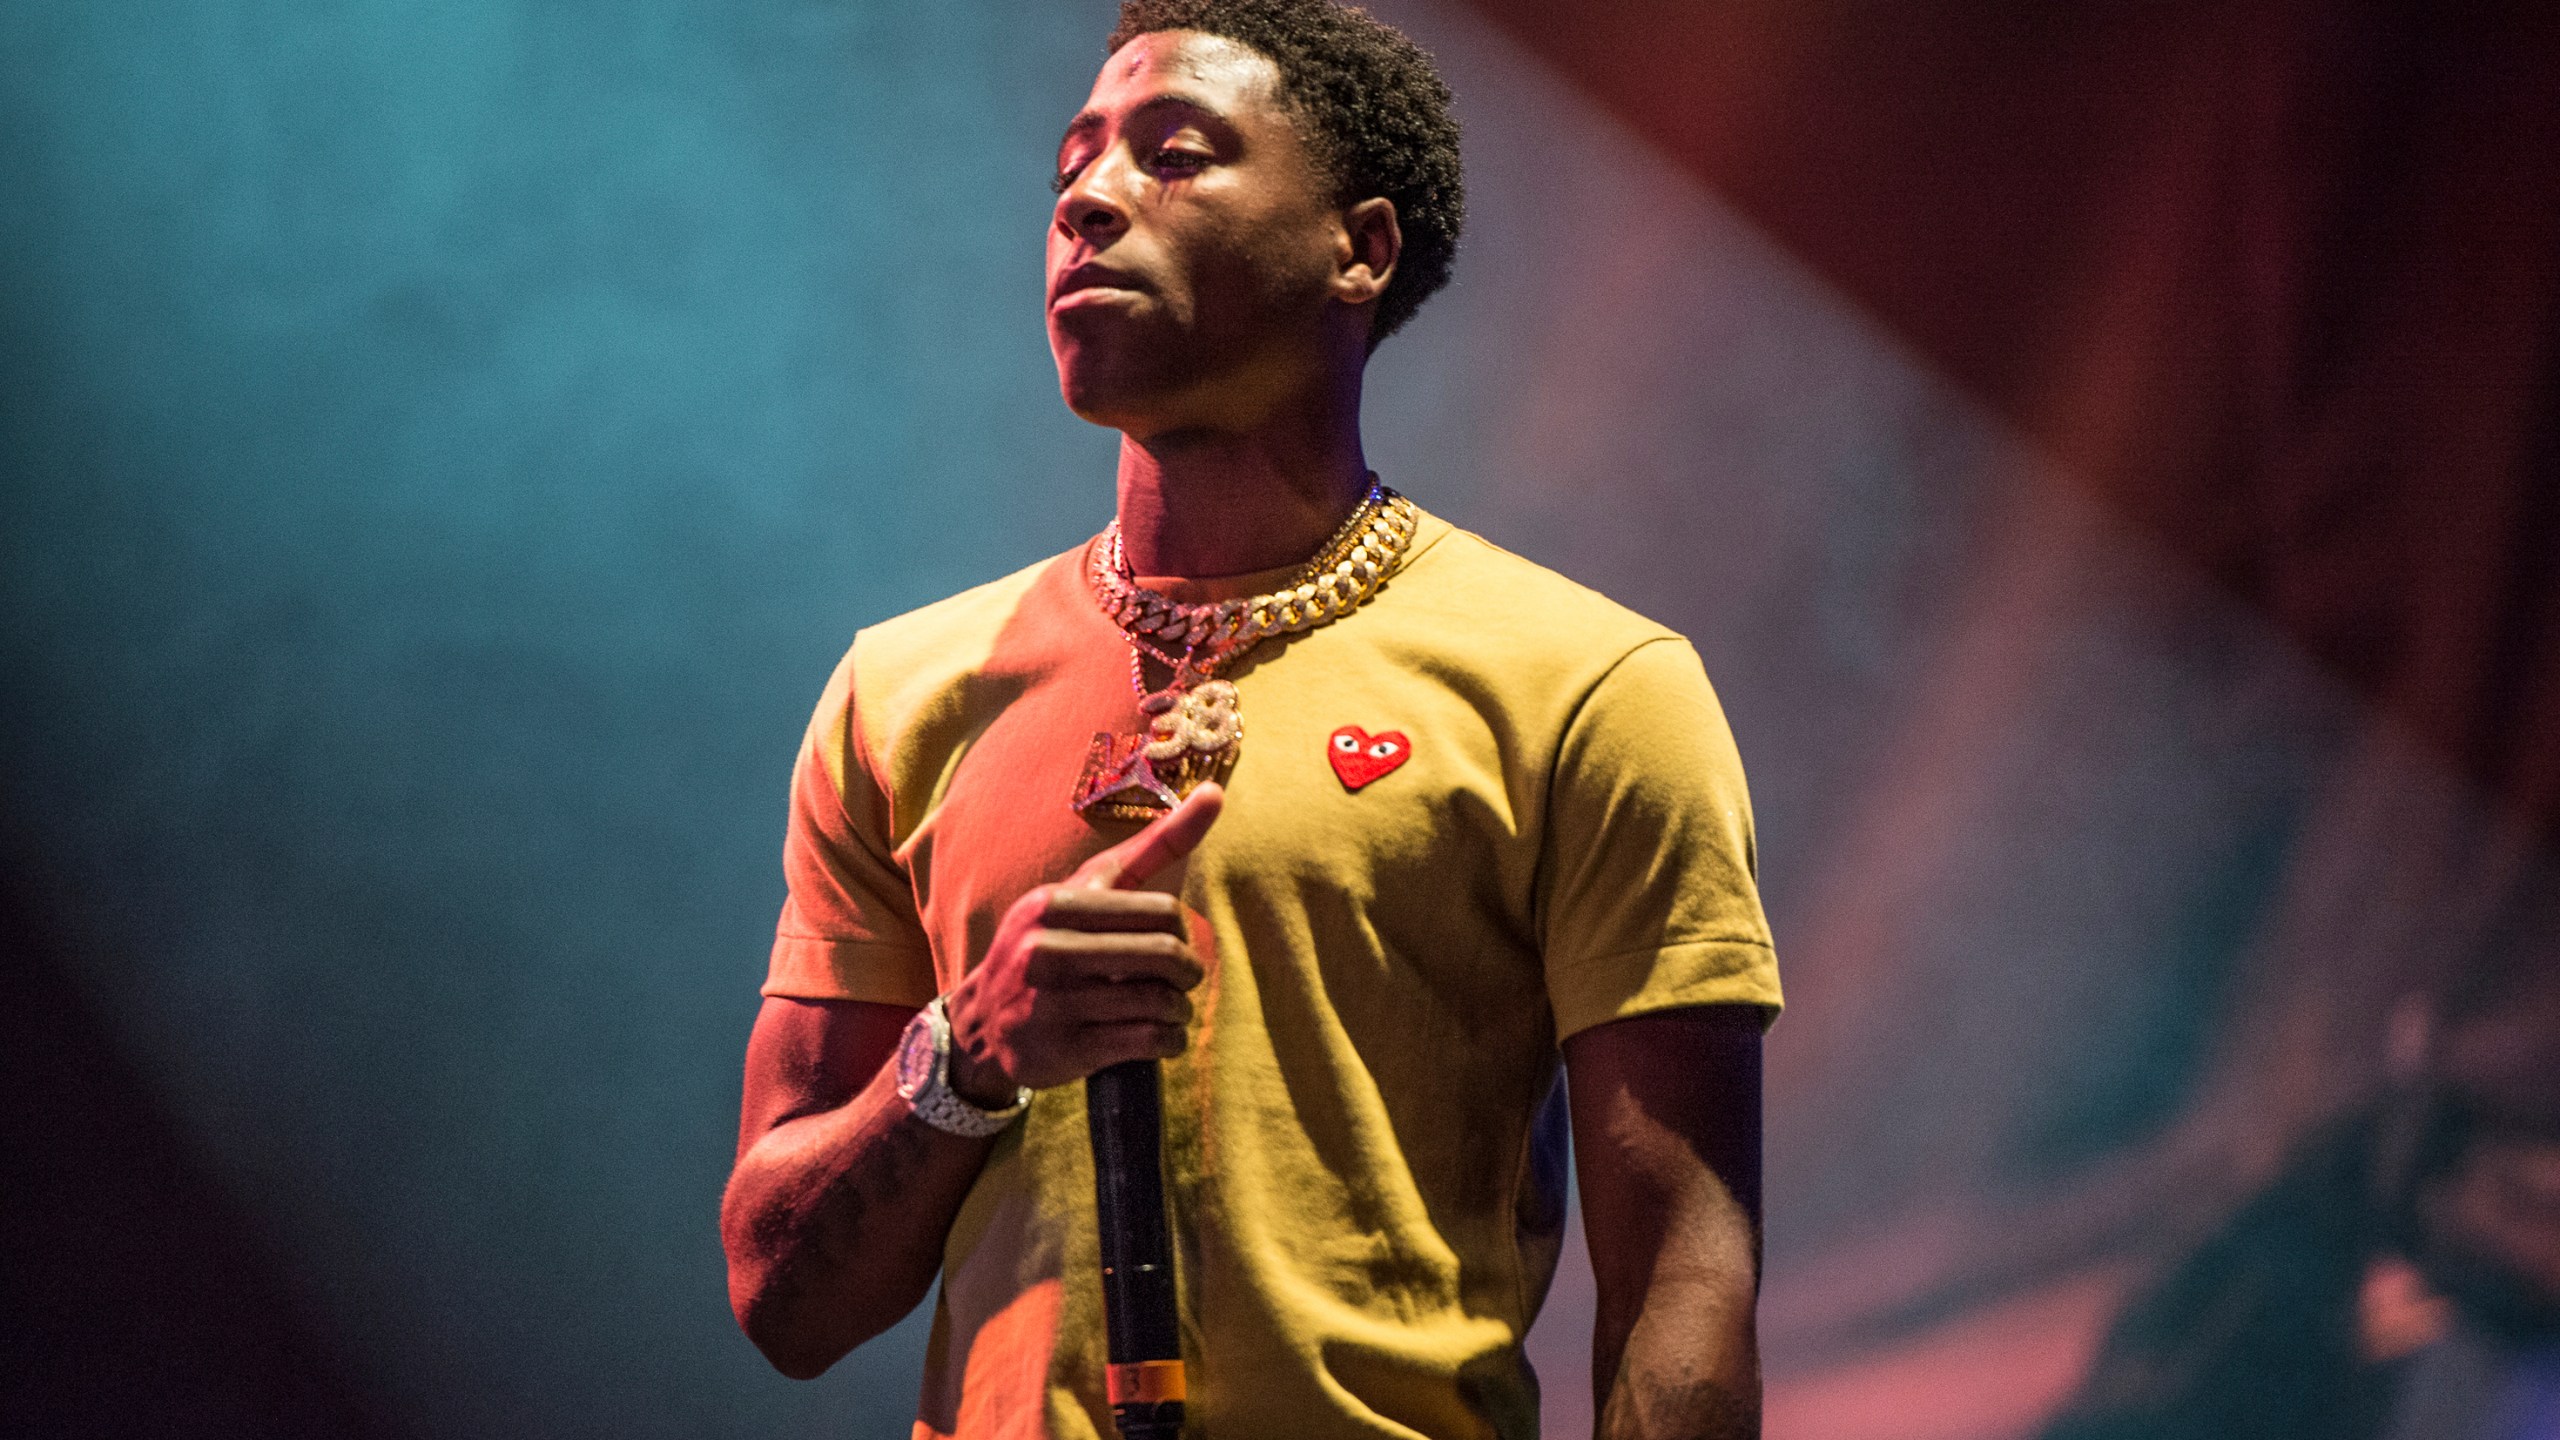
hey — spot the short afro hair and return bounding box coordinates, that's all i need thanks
[1106,0,1464,348]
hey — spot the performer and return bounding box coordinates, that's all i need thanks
[720,3,1782,1437]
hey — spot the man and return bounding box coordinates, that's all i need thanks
[720,3,1781,1437]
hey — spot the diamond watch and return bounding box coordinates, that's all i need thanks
[895,997,1030,1138]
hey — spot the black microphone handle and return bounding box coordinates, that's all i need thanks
[1086,1058,1185,1440]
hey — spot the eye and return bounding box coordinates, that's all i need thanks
[1049,161,1086,196]
[1149,147,1210,178]
[1368,740,1398,759]
[1334,734,1360,752]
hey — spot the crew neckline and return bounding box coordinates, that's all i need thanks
[1119,505,1448,604]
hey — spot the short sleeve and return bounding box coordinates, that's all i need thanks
[763,648,939,1006]
[1537,636,1782,1039]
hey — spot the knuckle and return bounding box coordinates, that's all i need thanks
[1053,928,1109,956]
[1020,932,1063,973]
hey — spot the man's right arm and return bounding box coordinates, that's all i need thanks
[721,995,995,1378]
[721,783,1223,1379]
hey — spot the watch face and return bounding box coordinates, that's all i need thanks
[895,1012,937,1100]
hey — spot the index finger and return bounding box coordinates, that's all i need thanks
[1081,782,1224,890]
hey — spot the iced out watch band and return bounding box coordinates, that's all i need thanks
[896,997,1030,1138]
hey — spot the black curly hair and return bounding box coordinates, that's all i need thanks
[1105,0,1464,348]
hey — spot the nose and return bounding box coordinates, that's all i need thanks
[1053,152,1130,249]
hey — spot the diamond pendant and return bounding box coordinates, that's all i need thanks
[1072,678,1243,821]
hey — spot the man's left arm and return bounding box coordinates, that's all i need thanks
[1566,1001,1765,1440]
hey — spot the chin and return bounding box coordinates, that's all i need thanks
[1056,376,1150,432]
[1058,388,1127,429]
[1052,347,1176,431]
[1053,356,1117,419]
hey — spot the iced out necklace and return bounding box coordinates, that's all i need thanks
[1070,481,1418,820]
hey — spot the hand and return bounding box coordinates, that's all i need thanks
[939,783,1223,1104]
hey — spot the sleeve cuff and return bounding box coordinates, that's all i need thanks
[1548,937,1783,1042]
[762,934,940,1006]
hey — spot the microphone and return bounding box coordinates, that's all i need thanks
[1086,1058,1186,1440]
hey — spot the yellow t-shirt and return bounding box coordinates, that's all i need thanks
[766,508,1781,1440]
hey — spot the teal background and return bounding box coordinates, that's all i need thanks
[13,1,2547,1437]
[3,2,1128,1433]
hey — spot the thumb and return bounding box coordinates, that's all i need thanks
[1079,782,1224,890]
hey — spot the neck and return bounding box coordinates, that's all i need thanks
[1113,369,1372,579]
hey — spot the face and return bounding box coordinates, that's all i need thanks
[1046,31,1382,436]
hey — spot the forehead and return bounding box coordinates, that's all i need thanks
[1080,29,1285,119]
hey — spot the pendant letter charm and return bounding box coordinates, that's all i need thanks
[1073,731,1183,818]
[1074,680,1247,821]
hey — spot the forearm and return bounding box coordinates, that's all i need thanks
[1593,1211,1761,1440]
[725,790,1217,1378]
[721,1062,997,1378]
[1568,1004,1767,1440]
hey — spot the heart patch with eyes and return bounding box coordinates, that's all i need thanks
[1328,726,1411,790]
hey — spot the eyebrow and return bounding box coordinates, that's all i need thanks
[1056,93,1229,165]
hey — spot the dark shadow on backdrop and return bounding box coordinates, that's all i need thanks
[1,834,401,1439]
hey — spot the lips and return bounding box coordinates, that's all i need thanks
[1050,262,1148,308]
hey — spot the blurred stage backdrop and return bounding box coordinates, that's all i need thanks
[5,1,2556,1436]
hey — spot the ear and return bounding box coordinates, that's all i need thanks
[1331,196,1402,309]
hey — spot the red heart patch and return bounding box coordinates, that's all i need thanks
[1328,726,1410,790]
